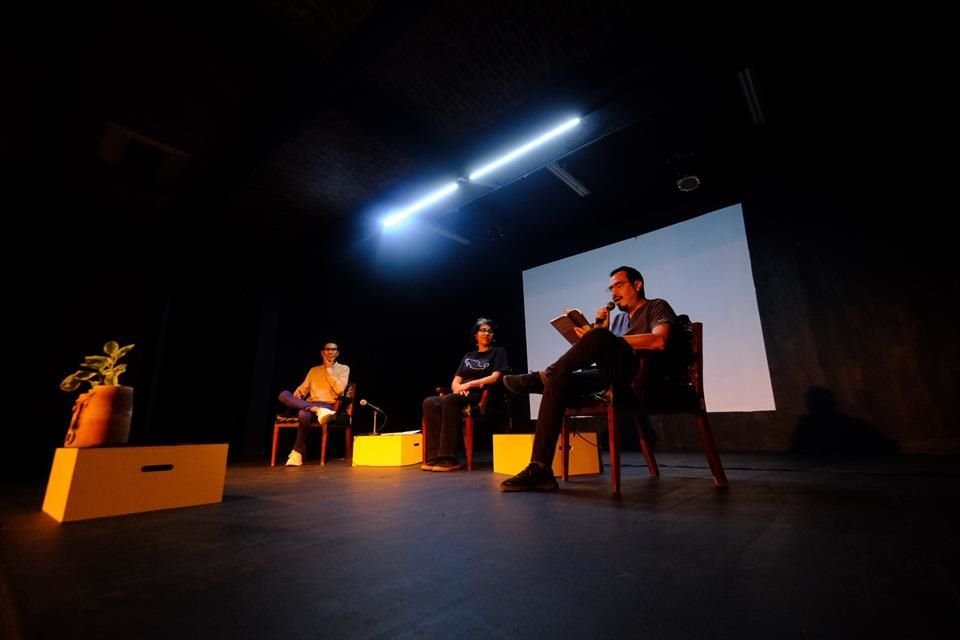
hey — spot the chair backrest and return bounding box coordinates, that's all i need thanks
[689,321,705,411]
[330,382,357,425]
[627,316,703,412]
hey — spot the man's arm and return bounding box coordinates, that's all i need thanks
[450,374,467,395]
[331,364,350,395]
[458,370,503,392]
[294,371,312,399]
[622,322,671,351]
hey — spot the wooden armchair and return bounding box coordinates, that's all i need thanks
[270,383,357,467]
[421,383,510,470]
[561,320,727,493]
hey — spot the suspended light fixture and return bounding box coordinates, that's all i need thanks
[382,181,460,228]
[468,117,581,181]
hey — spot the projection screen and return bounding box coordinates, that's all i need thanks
[522,204,775,415]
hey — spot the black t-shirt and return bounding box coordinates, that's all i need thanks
[610,299,689,392]
[454,346,509,382]
[610,298,677,336]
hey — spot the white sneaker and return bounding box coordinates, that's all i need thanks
[285,450,303,466]
[316,407,335,425]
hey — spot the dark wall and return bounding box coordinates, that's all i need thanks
[9,187,954,484]
[9,135,956,483]
[266,196,955,459]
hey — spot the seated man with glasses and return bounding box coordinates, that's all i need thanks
[500,266,677,491]
[420,317,509,472]
[278,342,350,466]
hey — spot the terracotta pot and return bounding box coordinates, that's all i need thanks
[64,385,134,447]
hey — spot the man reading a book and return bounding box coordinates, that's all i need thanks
[500,266,677,491]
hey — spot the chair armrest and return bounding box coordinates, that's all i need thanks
[476,387,491,414]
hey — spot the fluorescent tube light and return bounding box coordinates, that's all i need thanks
[468,117,580,181]
[382,182,460,228]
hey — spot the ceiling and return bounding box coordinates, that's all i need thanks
[12,1,876,264]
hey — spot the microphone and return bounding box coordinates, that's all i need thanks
[595,301,616,328]
[359,399,385,414]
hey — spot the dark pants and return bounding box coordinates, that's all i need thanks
[422,390,482,460]
[278,391,336,455]
[531,329,638,466]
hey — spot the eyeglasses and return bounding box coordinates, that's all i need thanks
[607,280,630,293]
[323,348,339,352]
[477,328,495,334]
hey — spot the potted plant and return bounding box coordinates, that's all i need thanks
[59,341,135,447]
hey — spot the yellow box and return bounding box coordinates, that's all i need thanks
[42,444,229,523]
[352,434,421,466]
[492,433,602,476]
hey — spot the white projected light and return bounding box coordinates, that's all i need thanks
[522,204,776,414]
[382,182,459,228]
[468,117,581,181]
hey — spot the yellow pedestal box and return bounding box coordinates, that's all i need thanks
[42,444,229,523]
[352,434,422,466]
[492,433,602,476]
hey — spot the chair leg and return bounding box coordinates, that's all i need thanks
[561,420,570,482]
[464,417,474,471]
[345,427,353,464]
[634,418,660,477]
[608,406,621,495]
[421,418,428,464]
[695,413,728,487]
[271,424,280,467]
[321,424,329,466]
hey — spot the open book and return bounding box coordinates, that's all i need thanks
[550,308,592,345]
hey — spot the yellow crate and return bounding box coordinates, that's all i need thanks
[492,433,602,476]
[352,434,422,466]
[42,444,229,523]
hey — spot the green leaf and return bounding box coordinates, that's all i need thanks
[74,371,98,381]
[104,341,120,355]
[113,364,127,375]
[83,356,109,366]
[60,375,80,392]
[115,344,135,359]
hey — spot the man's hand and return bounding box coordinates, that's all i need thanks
[574,325,592,339]
[594,305,610,329]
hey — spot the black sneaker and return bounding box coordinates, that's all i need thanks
[503,372,545,395]
[431,457,461,472]
[420,457,442,471]
[500,462,559,492]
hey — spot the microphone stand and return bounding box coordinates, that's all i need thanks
[361,400,387,434]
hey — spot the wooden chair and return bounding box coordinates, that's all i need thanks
[561,321,728,493]
[270,383,357,466]
[421,383,510,471]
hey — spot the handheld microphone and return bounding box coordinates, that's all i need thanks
[359,399,385,414]
[595,301,616,327]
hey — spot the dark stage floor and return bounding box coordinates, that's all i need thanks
[2,452,959,639]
